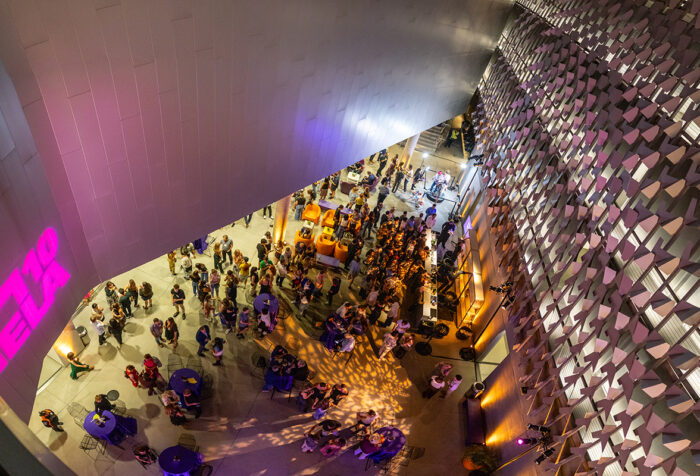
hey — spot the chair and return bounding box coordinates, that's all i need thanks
[185,356,204,375]
[250,353,268,378]
[79,434,106,459]
[112,400,127,416]
[68,402,90,427]
[132,445,159,469]
[334,243,348,262]
[321,210,336,228]
[294,230,314,246]
[191,464,213,476]
[302,203,321,224]
[177,432,199,452]
[201,374,214,399]
[167,353,184,378]
[315,235,336,256]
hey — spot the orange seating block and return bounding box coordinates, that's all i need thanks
[321,210,336,228]
[316,235,336,256]
[302,203,321,224]
[334,242,348,262]
[294,230,314,247]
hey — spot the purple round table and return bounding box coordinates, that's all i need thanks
[371,426,406,462]
[253,293,279,315]
[169,368,202,403]
[83,410,116,440]
[159,445,199,476]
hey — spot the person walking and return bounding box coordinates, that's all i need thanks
[392,167,405,193]
[196,325,211,356]
[90,315,107,345]
[164,318,179,349]
[377,179,390,205]
[171,284,186,319]
[67,352,93,380]
[403,165,414,192]
[150,318,165,347]
[376,153,389,176]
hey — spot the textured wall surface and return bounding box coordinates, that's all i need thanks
[0,0,513,281]
[0,59,96,421]
[476,1,698,474]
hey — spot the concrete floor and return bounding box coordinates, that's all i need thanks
[29,143,475,476]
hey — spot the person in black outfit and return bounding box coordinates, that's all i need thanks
[437,220,456,247]
[257,239,268,261]
[108,317,123,345]
[94,394,114,415]
[118,289,133,317]
[183,389,202,418]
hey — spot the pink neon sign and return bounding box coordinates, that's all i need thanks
[0,228,70,373]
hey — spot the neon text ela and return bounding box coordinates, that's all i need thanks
[0,228,70,373]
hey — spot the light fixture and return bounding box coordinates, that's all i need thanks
[460,163,467,169]
[535,448,555,464]
[527,424,550,433]
[422,152,429,158]
[517,437,538,446]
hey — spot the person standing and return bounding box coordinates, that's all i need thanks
[403,165,414,192]
[124,365,140,387]
[441,375,463,398]
[167,251,177,275]
[213,243,224,273]
[243,213,253,227]
[108,316,123,346]
[189,270,201,297]
[221,235,233,265]
[294,193,306,220]
[181,252,193,275]
[210,269,221,298]
[220,300,237,334]
[392,166,405,193]
[347,258,361,288]
[118,288,133,317]
[377,331,398,359]
[150,318,165,347]
[423,375,446,398]
[237,307,250,338]
[171,284,186,319]
[196,325,211,356]
[377,179,390,205]
[139,282,154,309]
[126,279,140,308]
[262,203,272,219]
[212,337,225,366]
[164,318,179,349]
[90,315,107,345]
[329,173,340,199]
[376,153,389,176]
[326,276,341,306]
[67,352,93,380]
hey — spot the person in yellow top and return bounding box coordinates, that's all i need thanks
[167,251,176,275]
[239,257,251,287]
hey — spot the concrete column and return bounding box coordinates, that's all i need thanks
[400,133,420,166]
[272,194,293,246]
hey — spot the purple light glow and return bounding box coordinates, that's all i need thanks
[0,228,70,372]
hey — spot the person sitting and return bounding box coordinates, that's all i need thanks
[360,172,376,186]
[38,409,64,432]
[94,394,114,415]
[160,390,180,407]
[354,432,385,459]
[165,404,187,426]
[133,445,158,466]
[350,409,378,435]
[291,360,310,381]
[182,389,201,418]
[320,437,346,457]
[257,308,274,337]
[338,333,355,353]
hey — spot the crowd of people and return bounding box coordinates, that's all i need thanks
[63,146,468,469]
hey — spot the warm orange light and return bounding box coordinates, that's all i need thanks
[55,343,73,357]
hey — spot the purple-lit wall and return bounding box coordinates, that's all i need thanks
[0,0,513,281]
[0,58,97,420]
[0,0,513,420]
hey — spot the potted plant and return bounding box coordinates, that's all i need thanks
[462,444,498,473]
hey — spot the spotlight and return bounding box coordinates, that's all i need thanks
[460,163,467,169]
[516,438,538,446]
[534,448,555,464]
[527,424,550,433]
[422,152,429,158]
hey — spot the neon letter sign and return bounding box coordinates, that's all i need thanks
[0,228,70,373]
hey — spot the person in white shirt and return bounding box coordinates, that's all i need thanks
[386,300,400,326]
[422,375,445,399]
[339,334,355,353]
[90,316,107,345]
[441,375,463,398]
[377,331,399,359]
[336,302,352,318]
